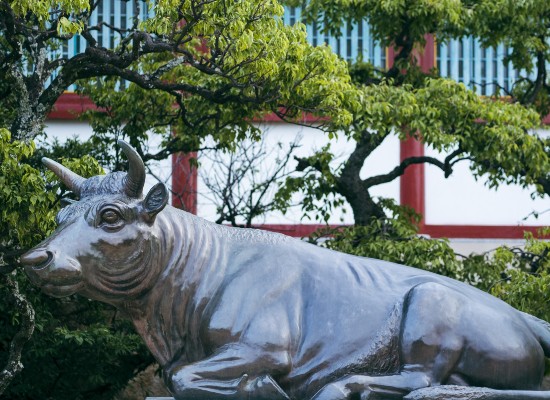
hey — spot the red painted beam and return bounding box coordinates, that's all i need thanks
[423,224,547,239]
[48,92,99,119]
[252,224,334,237]
[419,35,435,74]
[390,35,435,225]
[400,137,426,225]
[171,152,198,214]
[48,93,326,124]
[252,223,547,239]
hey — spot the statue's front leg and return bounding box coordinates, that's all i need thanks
[165,343,291,400]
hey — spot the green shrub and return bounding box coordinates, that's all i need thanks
[0,129,154,399]
[318,200,550,321]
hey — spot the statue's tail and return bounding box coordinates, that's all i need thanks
[522,312,550,357]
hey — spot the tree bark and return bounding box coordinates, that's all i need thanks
[0,273,35,396]
[335,130,461,225]
[337,130,388,225]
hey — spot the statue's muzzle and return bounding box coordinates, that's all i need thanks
[21,248,83,297]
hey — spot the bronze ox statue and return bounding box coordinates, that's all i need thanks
[21,141,550,400]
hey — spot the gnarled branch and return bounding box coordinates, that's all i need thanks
[0,273,35,396]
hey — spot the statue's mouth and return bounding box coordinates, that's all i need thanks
[24,255,83,296]
[41,281,84,298]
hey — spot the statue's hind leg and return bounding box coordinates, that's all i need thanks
[311,375,550,400]
[312,280,549,400]
[312,282,474,400]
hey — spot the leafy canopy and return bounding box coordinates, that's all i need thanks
[321,205,550,323]
[1,0,355,141]
[276,75,547,224]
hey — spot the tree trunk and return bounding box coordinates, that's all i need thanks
[345,188,386,226]
[337,130,388,225]
[8,58,53,141]
[0,274,35,396]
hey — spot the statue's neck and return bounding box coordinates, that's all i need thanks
[123,207,228,367]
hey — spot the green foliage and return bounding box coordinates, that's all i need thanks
[490,229,550,321]
[493,269,550,322]
[384,78,546,190]
[147,0,356,129]
[276,143,346,223]
[0,274,153,400]
[31,136,109,171]
[67,5,356,159]
[9,0,89,26]
[456,229,550,323]
[0,129,56,253]
[74,76,182,179]
[323,213,550,322]
[284,0,464,44]
[0,70,20,130]
[463,0,550,75]
[76,76,176,157]
[315,200,463,277]
[284,0,550,77]
[273,0,550,226]
[0,132,152,399]
[3,0,356,141]
[279,76,547,225]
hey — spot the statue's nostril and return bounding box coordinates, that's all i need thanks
[35,251,53,270]
[21,250,54,270]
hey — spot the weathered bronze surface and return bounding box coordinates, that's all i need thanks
[21,141,550,400]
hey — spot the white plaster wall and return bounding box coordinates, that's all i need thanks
[196,122,401,224]
[424,129,550,226]
[43,121,402,226]
[45,120,549,231]
[446,238,526,256]
[42,120,547,255]
[42,120,94,142]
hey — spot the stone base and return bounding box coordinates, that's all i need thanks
[405,385,550,400]
[143,386,550,400]
[113,363,172,400]
[145,398,175,400]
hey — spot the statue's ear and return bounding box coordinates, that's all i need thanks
[142,183,168,220]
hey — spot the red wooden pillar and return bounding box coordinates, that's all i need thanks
[388,35,435,227]
[169,27,204,215]
[171,152,198,214]
[400,138,426,224]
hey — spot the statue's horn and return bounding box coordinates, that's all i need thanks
[119,140,145,198]
[42,158,85,197]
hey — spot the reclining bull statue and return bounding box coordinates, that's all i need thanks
[22,141,550,400]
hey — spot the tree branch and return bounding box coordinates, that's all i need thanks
[339,128,391,189]
[537,176,550,196]
[521,49,547,105]
[0,273,35,396]
[360,145,464,188]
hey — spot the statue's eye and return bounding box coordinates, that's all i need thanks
[101,209,121,224]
